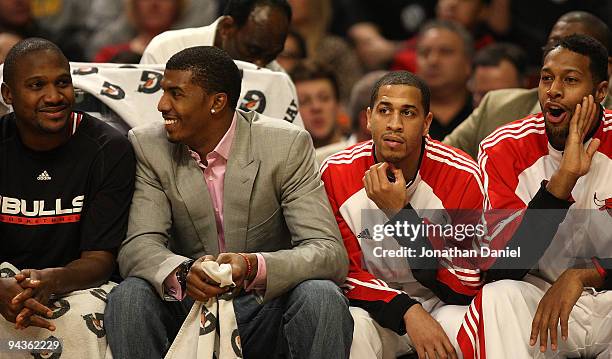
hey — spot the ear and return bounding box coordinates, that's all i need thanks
[422,112,433,137]
[595,80,608,104]
[1,82,13,105]
[366,107,372,131]
[217,16,237,40]
[212,93,229,113]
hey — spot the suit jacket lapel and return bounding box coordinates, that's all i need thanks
[173,144,220,255]
[223,112,260,253]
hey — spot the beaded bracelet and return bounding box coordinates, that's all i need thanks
[238,253,253,281]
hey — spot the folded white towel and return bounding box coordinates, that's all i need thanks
[165,261,243,359]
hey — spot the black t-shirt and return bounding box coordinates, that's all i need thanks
[0,112,135,269]
[429,96,474,141]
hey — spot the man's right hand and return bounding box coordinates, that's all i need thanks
[547,95,600,200]
[0,277,55,330]
[404,304,458,359]
[0,277,25,323]
[186,255,231,301]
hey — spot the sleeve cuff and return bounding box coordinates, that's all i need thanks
[592,257,612,290]
[163,266,184,301]
[531,180,574,209]
[351,293,419,335]
[245,253,267,293]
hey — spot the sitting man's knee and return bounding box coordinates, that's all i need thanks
[483,279,535,303]
[293,279,348,308]
[107,277,158,308]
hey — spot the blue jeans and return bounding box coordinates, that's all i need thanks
[104,277,353,359]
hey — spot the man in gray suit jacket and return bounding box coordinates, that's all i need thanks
[444,11,612,159]
[104,46,352,359]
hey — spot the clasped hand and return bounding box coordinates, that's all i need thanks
[186,253,255,301]
[0,269,58,331]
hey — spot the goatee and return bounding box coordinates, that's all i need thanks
[545,121,569,151]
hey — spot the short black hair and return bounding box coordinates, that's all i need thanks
[166,46,243,110]
[474,43,528,78]
[289,61,339,100]
[369,71,431,114]
[419,20,475,59]
[543,34,608,84]
[223,0,291,27]
[3,37,67,86]
[556,11,611,53]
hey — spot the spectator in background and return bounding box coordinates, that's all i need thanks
[140,0,290,70]
[417,21,474,140]
[339,0,436,70]
[443,11,612,160]
[0,0,88,61]
[0,32,21,115]
[291,61,350,163]
[276,29,307,73]
[391,0,505,73]
[346,71,388,144]
[0,0,40,44]
[344,0,510,71]
[508,0,610,68]
[470,43,528,107]
[436,0,501,47]
[287,0,363,105]
[94,0,184,63]
[0,32,21,63]
[86,0,219,60]
[30,0,93,61]
[0,0,34,36]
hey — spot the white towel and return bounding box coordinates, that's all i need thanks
[0,61,303,130]
[165,261,243,359]
[0,262,115,359]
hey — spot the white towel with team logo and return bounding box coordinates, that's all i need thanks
[0,262,115,359]
[165,261,242,359]
[0,61,302,131]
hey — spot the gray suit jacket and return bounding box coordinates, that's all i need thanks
[443,88,612,160]
[118,110,348,301]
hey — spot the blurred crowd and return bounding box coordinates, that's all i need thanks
[1,0,610,157]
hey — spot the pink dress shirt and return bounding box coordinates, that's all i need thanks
[164,114,267,300]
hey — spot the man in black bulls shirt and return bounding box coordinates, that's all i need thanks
[0,38,135,356]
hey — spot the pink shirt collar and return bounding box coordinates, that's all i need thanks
[189,113,237,164]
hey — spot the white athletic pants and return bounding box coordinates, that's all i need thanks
[349,302,469,359]
[457,277,612,359]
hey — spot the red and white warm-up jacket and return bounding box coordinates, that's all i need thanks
[320,137,484,334]
[456,109,612,359]
[477,109,612,284]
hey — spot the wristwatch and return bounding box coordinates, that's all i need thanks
[176,259,195,293]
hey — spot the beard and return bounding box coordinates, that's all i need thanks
[544,116,570,150]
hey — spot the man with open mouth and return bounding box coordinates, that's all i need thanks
[463,34,612,358]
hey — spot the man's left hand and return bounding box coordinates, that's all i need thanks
[363,162,407,218]
[529,269,586,352]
